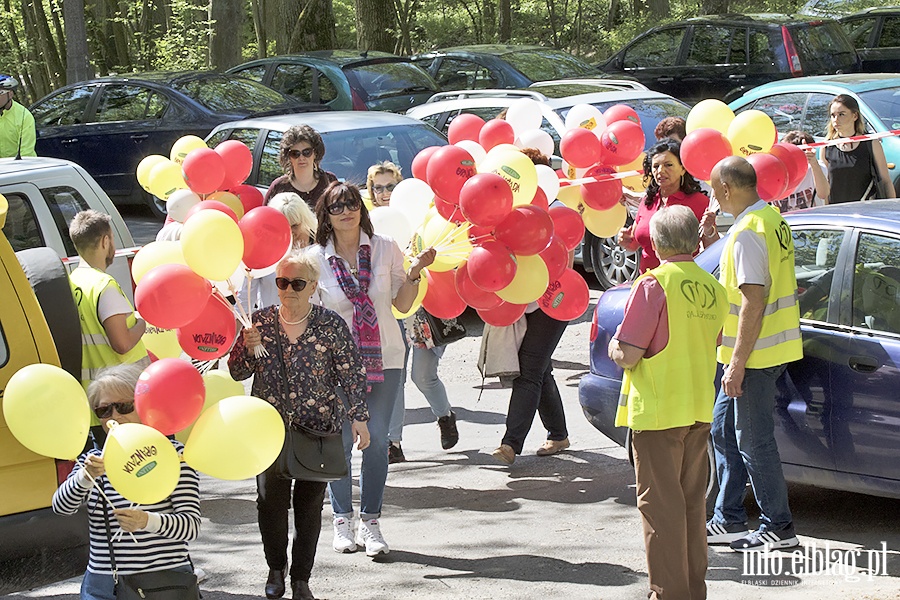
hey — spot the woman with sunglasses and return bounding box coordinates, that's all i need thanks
[52,363,201,600]
[311,181,435,558]
[229,250,370,600]
[265,125,337,209]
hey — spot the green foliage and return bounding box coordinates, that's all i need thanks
[151,0,213,71]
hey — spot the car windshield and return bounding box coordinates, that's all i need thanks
[859,87,900,130]
[345,62,438,100]
[171,76,290,113]
[555,97,690,150]
[503,50,595,82]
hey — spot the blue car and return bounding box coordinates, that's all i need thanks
[580,200,900,500]
[728,74,900,192]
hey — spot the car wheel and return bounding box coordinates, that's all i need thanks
[706,436,719,519]
[144,191,168,220]
[586,220,640,290]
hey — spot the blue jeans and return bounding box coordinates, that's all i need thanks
[388,346,451,442]
[329,369,400,519]
[710,364,793,532]
[388,325,409,442]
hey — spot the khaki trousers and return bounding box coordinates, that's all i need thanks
[632,422,711,600]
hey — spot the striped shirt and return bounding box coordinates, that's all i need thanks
[51,442,201,575]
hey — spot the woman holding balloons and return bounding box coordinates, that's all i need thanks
[265,125,337,209]
[229,250,370,600]
[312,181,435,557]
[618,139,710,273]
[51,363,201,600]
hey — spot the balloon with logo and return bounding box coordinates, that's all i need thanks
[426,145,476,201]
[454,262,503,310]
[170,136,207,164]
[181,209,244,281]
[135,264,212,329]
[564,104,606,137]
[478,148,538,207]
[582,202,628,238]
[142,324,182,360]
[727,110,776,157]
[477,301,527,327]
[455,140,487,166]
[616,152,646,194]
[496,253,549,304]
[686,99,735,134]
[681,128,733,181]
[604,104,640,125]
[581,164,622,211]
[539,268,590,321]
[104,421,180,504]
[137,155,168,194]
[134,358,205,435]
[148,159,187,200]
[600,120,645,166]
[177,292,237,361]
[3,364,90,459]
[176,370,246,443]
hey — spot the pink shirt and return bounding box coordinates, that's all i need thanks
[632,190,710,272]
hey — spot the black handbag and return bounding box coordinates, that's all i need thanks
[271,322,347,482]
[416,308,467,347]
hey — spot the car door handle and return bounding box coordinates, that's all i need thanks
[657,76,674,83]
[728,74,746,80]
[61,138,78,144]
[130,134,148,141]
[849,356,879,373]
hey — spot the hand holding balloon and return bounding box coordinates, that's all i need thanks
[408,247,437,281]
[83,454,106,480]
[113,508,150,532]
[352,420,370,451]
[242,326,262,355]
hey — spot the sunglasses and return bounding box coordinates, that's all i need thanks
[275,277,309,292]
[327,198,361,215]
[94,402,135,419]
[373,183,397,194]
[288,147,315,159]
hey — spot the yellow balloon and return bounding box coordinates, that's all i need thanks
[142,325,182,360]
[148,159,187,200]
[137,155,167,193]
[420,213,455,250]
[170,135,208,165]
[686,99,735,134]
[183,396,285,480]
[421,218,472,273]
[496,254,549,304]
[557,185,583,210]
[132,241,186,285]
[582,202,627,238]
[478,149,538,206]
[3,364,90,459]
[617,152,647,193]
[206,191,245,220]
[727,110,776,157]
[181,210,244,281]
[104,422,180,505]
[176,371,246,443]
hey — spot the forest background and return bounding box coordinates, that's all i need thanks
[1,0,893,104]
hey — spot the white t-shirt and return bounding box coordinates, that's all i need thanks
[771,161,826,213]
[730,200,771,292]
[313,232,407,370]
[74,264,134,323]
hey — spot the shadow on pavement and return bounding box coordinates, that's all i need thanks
[401,406,506,427]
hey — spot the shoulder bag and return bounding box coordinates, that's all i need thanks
[411,308,467,347]
[272,323,347,482]
[866,141,891,200]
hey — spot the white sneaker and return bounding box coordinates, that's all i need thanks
[356,518,389,556]
[332,516,357,553]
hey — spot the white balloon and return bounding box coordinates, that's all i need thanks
[506,99,543,137]
[564,104,607,136]
[455,140,487,166]
[535,164,560,201]
[370,206,414,249]
[515,129,555,159]
[166,189,201,223]
[390,178,434,230]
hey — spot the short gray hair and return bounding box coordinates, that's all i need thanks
[649,205,699,257]
[276,247,321,283]
[268,192,317,243]
[87,362,144,410]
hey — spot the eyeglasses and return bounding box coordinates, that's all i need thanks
[275,277,309,292]
[288,147,315,159]
[326,198,361,215]
[94,402,135,419]
[373,183,397,194]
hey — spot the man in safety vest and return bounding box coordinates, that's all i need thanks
[609,205,727,599]
[706,157,803,552]
[0,75,36,158]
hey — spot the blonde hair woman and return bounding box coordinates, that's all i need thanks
[366,161,402,208]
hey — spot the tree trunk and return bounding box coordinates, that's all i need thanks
[498,0,511,42]
[19,0,50,98]
[284,0,336,52]
[606,0,618,29]
[700,0,729,15]
[393,0,419,55]
[355,0,395,52]
[28,0,65,87]
[250,0,267,58]
[544,0,559,47]
[209,0,243,70]
[647,0,667,19]
[64,0,94,83]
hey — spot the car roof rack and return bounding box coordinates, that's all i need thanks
[529,78,648,91]
[424,89,550,103]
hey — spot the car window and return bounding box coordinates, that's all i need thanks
[744,92,807,131]
[271,64,338,104]
[842,17,877,48]
[859,87,900,130]
[1,192,43,252]
[686,26,737,65]
[435,59,498,90]
[793,228,845,322]
[344,62,437,100]
[852,232,900,334]
[172,76,289,113]
[229,65,267,82]
[259,131,284,189]
[502,50,594,82]
[417,113,444,130]
[206,130,229,147]
[93,85,168,123]
[749,30,776,65]
[879,17,900,48]
[803,93,834,137]
[30,86,96,127]
[623,28,686,68]
[220,128,261,152]
[42,186,91,257]
[791,22,858,71]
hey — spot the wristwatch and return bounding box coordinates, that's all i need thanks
[407,271,421,285]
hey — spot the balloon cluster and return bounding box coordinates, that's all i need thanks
[681,100,809,202]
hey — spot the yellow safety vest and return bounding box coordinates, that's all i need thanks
[615,260,728,430]
[718,204,803,368]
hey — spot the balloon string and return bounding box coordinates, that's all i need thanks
[223,285,252,328]
[82,470,140,545]
[564,170,641,187]
[429,207,464,249]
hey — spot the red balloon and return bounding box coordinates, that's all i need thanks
[426,145,476,201]
[531,186,549,211]
[240,206,292,270]
[459,173,514,227]
[434,195,466,223]
[412,146,442,181]
[176,292,237,361]
[581,165,622,211]
[185,200,238,224]
[215,140,253,190]
[422,270,467,319]
[539,235,569,282]
[600,120,645,166]
[539,268,590,321]
[746,153,790,202]
[681,128,733,181]
[494,205,554,255]
[560,128,603,168]
[769,142,809,191]
[182,147,226,195]
[467,240,517,291]
[448,114,486,145]
[455,262,504,310]
[478,119,515,151]
[134,358,205,435]
[135,264,212,329]
[604,104,641,125]
[549,205,585,251]
[231,184,265,214]
[477,301,527,327]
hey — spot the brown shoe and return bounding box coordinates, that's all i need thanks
[536,438,570,456]
[491,444,515,464]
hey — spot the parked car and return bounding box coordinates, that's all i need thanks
[411,45,600,91]
[580,200,900,501]
[598,14,861,103]
[29,72,318,218]
[205,111,447,191]
[840,7,900,72]
[226,50,439,113]
[407,86,690,289]
[728,74,900,190]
